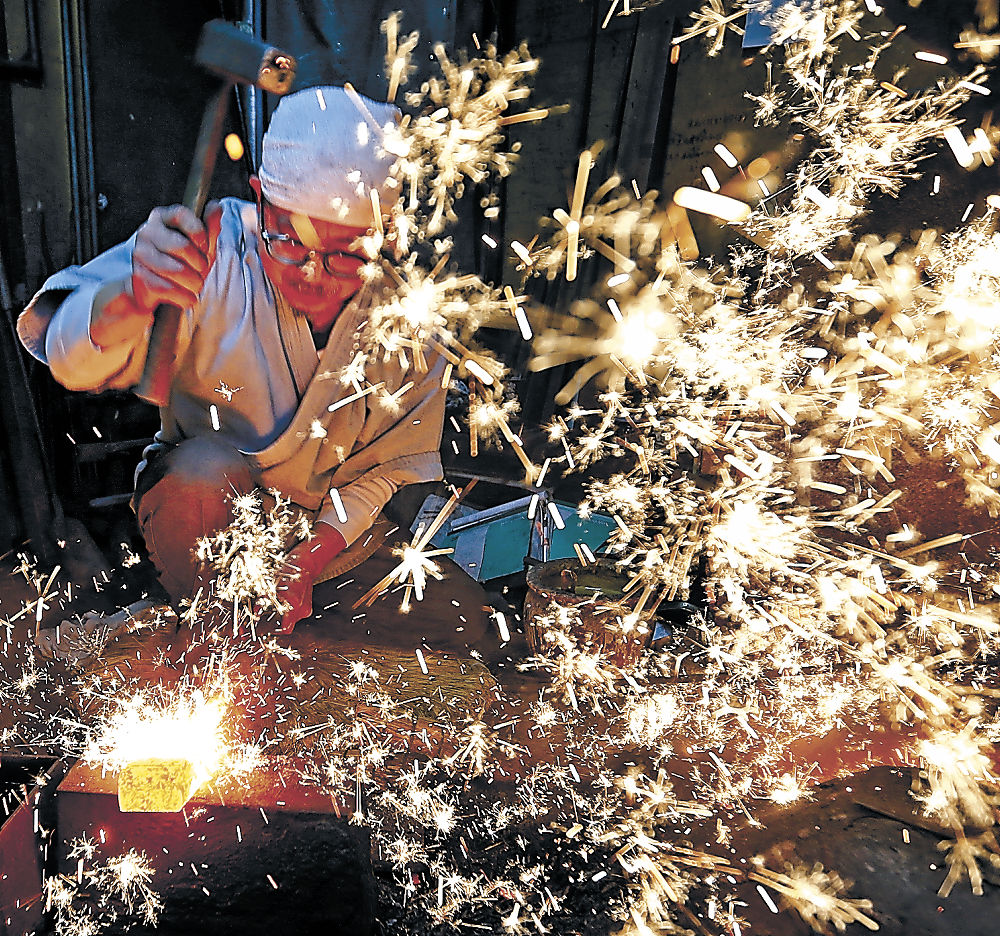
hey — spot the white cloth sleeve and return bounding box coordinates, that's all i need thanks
[317,450,442,545]
[18,236,150,392]
[318,472,401,545]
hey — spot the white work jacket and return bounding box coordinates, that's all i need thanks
[18,198,447,550]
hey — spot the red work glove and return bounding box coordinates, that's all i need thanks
[91,202,223,347]
[276,521,348,633]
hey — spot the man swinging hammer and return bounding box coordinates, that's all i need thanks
[19,86,452,642]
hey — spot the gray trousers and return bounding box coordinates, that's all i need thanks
[133,436,257,603]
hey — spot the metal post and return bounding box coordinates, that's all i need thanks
[60,0,98,262]
[245,0,264,171]
[0,0,44,84]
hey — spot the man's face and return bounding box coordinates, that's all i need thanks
[250,177,371,330]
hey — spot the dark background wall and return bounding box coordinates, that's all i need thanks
[86,0,249,253]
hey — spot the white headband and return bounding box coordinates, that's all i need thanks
[259,86,400,227]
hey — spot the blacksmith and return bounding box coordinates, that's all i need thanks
[18,86,455,638]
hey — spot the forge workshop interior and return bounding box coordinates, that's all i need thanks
[4,2,1000,934]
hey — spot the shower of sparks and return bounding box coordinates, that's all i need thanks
[384,35,538,240]
[354,480,476,610]
[336,32,545,454]
[674,0,748,56]
[195,489,311,631]
[518,0,1000,929]
[748,863,879,932]
[7,4,1000,936]
[82,685,229,787]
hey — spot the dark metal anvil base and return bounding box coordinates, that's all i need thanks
[0,754,66,936]
[54,759,374,936]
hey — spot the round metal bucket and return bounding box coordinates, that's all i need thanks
[523,558,651,668]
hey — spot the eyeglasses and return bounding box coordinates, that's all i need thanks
[257,206,369,279]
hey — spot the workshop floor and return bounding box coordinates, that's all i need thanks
[3,445,1000,936]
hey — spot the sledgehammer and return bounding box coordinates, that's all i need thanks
[136,20,296,407]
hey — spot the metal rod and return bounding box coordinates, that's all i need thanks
[75,0,98,259]
[59,0,98,262]
[0,235,12,310]
[59,0,83,263]
[448,495,536,533]
[245,0,264,171]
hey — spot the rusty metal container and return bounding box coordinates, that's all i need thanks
[523,558,651,667]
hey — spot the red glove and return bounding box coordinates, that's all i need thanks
[91,202,223,348]
[131,202,223,313]
[276,522,348,633]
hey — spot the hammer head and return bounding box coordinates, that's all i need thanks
[195,19,296,95]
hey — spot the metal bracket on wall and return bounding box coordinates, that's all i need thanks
[0,0,43,85]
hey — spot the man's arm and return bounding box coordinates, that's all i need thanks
[275,473,402,632]
[273,341,449,634]
[317,472,403,545]
[18,204,221,393]
[276,459,442,633]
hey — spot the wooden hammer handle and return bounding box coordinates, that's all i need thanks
[136,304,184,407]
[135,87,229,408]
